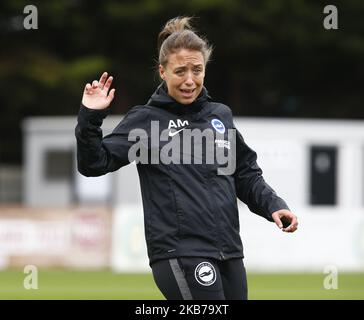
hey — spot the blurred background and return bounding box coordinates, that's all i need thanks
[0,0,363,299]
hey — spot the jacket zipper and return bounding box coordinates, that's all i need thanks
[206,174,226,261]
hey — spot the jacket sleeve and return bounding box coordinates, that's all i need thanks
[75,104,148,177]
[233,126,290,221]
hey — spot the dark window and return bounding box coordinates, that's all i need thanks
[44,150,73,181]
[310,146,337,205]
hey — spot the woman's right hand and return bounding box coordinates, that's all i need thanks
[82,72,115,110]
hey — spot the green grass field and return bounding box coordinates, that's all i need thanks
[0,270,363,300]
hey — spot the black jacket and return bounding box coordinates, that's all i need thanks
[75,83,289,265]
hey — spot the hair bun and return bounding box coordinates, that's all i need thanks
[157,16,212,67]
[157,16,194,53]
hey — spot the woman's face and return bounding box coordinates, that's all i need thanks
[159,49,205,105]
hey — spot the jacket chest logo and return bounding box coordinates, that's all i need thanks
[211,118,225,134]
[168,119,189,129]
[168,119,189,137]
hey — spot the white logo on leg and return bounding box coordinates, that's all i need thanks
[194,262,216,286]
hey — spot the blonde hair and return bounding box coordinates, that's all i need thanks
[158,16,213,67]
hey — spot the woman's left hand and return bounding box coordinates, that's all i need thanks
[271,209,298,233]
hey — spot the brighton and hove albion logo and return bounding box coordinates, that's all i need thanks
[211,119,225,134]
[194,262,216,286]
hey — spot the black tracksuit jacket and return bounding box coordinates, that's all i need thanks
[75,83,289,265]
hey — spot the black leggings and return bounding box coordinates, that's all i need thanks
[151,257,248,300]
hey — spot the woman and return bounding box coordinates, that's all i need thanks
[75,17,298,300]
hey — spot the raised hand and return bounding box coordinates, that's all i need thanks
[82,72,115,110]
